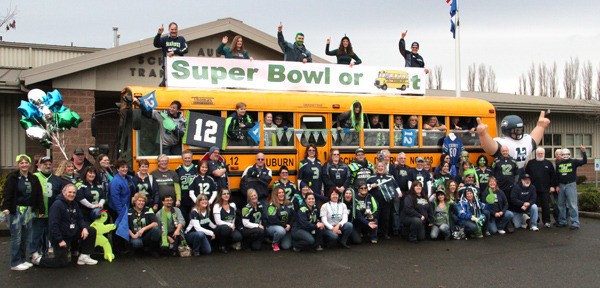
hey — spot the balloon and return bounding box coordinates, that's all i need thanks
[40,105,53,122]
[45,90,64,112]
[71,111,83,128]
[18,100,42,120]
[28,89,46,106]
[56,108,74,129]
[25,126,47,140]
[57,106,67,113]
[19,116,35,129]
[39,139,52,149]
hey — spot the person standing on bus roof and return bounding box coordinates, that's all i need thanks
[398,30,429,74]
[217,35,252,60]
[476,111,550,170]
[277,22,312,63]
[154,22,188,87]
[325,35,362,67]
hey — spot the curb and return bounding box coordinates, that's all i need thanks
[580,211,600,219]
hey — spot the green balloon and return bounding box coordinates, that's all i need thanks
[39,139,52,149]
[19,116,35,129]
[70,111,82,128]
[57,108,74,129]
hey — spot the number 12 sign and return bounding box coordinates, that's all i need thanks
[183,111,225,149]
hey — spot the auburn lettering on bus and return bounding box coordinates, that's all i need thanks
[266,158,294,168]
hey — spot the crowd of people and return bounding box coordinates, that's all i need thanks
[2,132,587,270]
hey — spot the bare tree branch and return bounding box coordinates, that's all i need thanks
[477,64,487,92]
[582,60,593,100]
[548,62,559,98]
[538,63,547,97]
[527,63,536,96]
[486,66,497,92]
[434,65,443,90]
[427,68,434,89]
[467,63,476,91]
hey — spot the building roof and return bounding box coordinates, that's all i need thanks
[428,89,600,114]
[19,18,327,86]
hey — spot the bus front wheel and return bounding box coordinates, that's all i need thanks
[399,85,406,91]
[381,84,387,91]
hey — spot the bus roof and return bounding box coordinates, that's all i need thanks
[124,86,496,117]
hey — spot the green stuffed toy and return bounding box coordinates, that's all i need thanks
[90,210,116,262]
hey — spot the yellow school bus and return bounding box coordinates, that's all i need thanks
[116,86,497,196]
[374,70,410,91]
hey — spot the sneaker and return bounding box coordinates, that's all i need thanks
[475,234,483,238]
[485,231,491,236]
[231,242,242,251]
[32,252,42,265]
[315,245,324,252]
[530,226,539,231]
[371,240,378,244]
[11,263,30,271]
[272,243,280,252]
[77,254,98,265]
[555,223,567,228]
[544,223,552,228]
[22,262,33,268]
[292,247,300,252]
[498,230,506,235]
[570,226,580,230]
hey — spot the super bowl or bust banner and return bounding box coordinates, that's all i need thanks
[166,57,426,95]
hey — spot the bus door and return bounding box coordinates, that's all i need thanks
[296,113,331,164]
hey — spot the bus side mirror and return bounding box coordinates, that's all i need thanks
[133,108,141,131]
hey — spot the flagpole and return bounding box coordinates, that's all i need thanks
[455,4,461,97]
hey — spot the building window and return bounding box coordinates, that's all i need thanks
[542,133,562,159]
[566,134,592,158]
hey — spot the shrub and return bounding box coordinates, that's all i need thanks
[576,175,588,185]
[0,173,6,207]
[579,190,600,212]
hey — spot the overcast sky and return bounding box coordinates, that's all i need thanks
[3,0,599,94]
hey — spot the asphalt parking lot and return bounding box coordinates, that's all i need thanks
[1,218,599,288]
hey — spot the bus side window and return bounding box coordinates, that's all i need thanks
[451,116,479,146]
[300,115,327,147]
[225,110,259,147]
[264,112,294,147]
[137,114,160,156]
[422,115,446,147]
[364,114,389,147]
[331,112,359,147]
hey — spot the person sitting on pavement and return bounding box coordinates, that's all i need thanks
[155,195,185,256]
[321,189,353,249]
[32,184,98,267]
[457,187,489,238]
[401,181,432,243]
[128,192,160,256]
[292,193,324,252]
[430,189,452,240]
[240,189,266,251]
[482,177,514,235]
[185,194,215,256]
[509,174,539,231]
[266,186,295,251]
[212,189,242,253]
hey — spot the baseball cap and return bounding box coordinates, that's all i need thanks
[355,148,365,154]
[40,156,52,163]
[416,157,424,162]
[411,41,419,48]
[73,148,85,155]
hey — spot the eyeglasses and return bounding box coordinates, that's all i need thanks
[280,171,288,174]
[308,149,316,152]
[332,153,340,156]
[222,192,231,195]
[359,186,368,190]
[257,158,265,161]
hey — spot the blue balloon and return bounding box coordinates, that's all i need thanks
[45,90,64,112]
[18,100,42,120]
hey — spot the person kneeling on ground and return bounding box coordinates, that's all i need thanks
[128,192,160,256]
[321,189,353,249]
[510,174,539,231]
[430,190,452,240]
[457,187,489,238]
[33,184,98,267]
[156,195,185,256]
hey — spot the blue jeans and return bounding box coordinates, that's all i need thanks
[322,222,353,246]
[8,209,33,267]
[130,226,160,251]
[266,225,292,250]
[512,204,539,229]
[430,223,451,239]
[185,231,212,255]
[292,229,323,250]
[30,217,49,256]
[558,182,579,227]
[488,210,514,233]
[392,198,401,232]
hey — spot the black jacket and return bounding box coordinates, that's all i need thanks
[1,170,44,215]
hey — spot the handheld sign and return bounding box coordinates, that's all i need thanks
[183,111,225,149]
[139,90,157,111]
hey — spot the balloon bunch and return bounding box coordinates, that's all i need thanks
[18,89,83,159]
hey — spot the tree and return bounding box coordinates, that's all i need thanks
[547,62,559,98]
[487,66,497,93]
[527,63,536,96]
[467,63,476,91]
[427,68,434,89]
[518,73,527,95]
[434,65,442,90]
[477,64,487,92]
[538,63,547,97]
[596,63,600,101]
[581,60,593,100]
[563,57,580,99]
